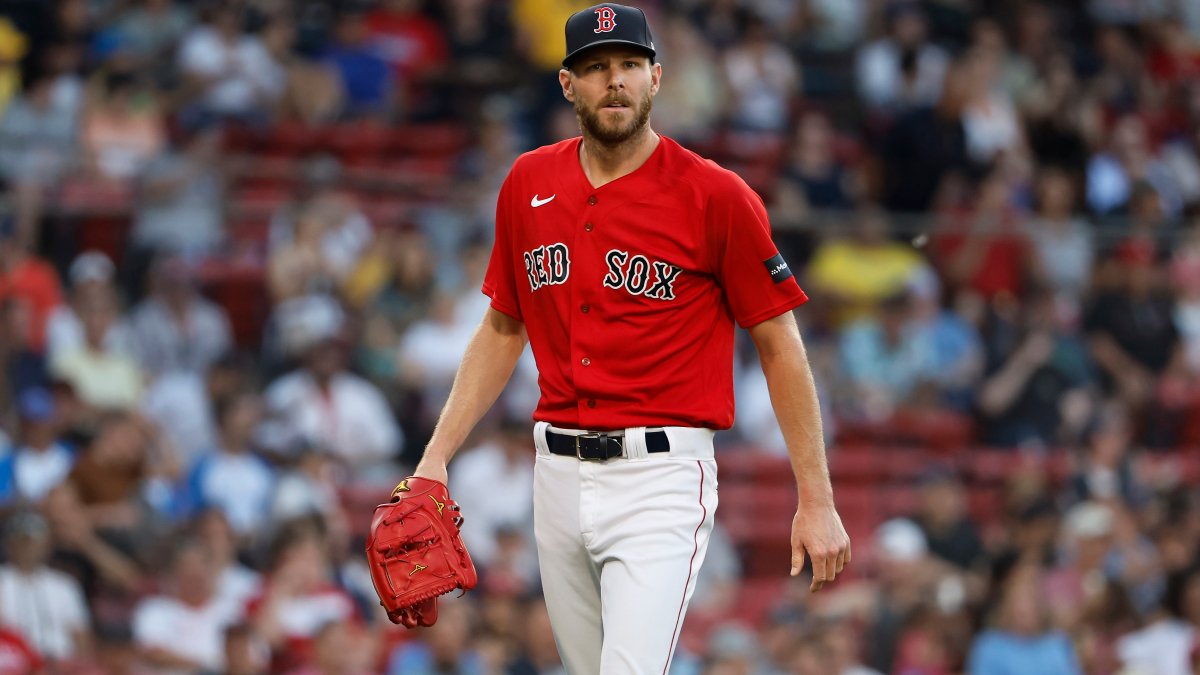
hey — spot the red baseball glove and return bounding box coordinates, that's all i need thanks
[366,476,478,627]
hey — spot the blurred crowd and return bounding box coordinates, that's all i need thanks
[0,0,1197,673]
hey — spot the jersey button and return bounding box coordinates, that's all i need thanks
[580,303,590,313]
[581,357,591,367]
[587,195,598,205]
[584,222,594,232]
[587,399,597,408]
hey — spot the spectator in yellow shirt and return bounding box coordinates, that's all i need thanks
[806,205,926,328]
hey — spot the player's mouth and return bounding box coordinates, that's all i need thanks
[602,100,631,110]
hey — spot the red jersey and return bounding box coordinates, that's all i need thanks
[482,136,808,430]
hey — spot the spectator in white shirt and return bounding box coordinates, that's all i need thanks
[856,2,950,114]
[0,511,91,663]
[0,388,75,505]
[176,2,284,126]
[45,251,134,365]
[448,418,534,568]
[133,538,242,675]
[263,330,402,479]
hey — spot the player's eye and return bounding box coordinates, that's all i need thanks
[624,61,638,69]
[588,63,603,71]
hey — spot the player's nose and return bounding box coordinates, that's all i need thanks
[606,69,626,90]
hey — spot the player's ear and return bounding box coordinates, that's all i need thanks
[650,62,661,95]
[559,69,574,102]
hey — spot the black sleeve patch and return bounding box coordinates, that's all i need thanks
[763,253,793,283]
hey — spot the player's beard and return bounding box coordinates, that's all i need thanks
[576,90,653,147]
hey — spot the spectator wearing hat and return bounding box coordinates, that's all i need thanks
[1043,501,1118,630]
[859,518,963,674]
[0,510,92,664]
[128,254,232,379]
[0,388,75,505]
[45,251,133,365]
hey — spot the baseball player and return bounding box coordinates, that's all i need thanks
[411,3,850,672]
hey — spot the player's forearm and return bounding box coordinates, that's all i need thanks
[420,308,528,468]
[750,316,834,506]
[760,349,835,505]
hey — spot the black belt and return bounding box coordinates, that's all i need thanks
[546,429,670,460]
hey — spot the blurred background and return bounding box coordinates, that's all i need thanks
[0,0,1197,673]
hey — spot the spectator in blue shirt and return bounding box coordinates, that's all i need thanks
[0,387,75,505]
[324,9,395,120]
[968,564,1083,675]
[184,391,275,539]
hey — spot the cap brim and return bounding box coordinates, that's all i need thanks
[563,40,656,68]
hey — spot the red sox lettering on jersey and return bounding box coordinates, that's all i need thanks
[483,136,808,431]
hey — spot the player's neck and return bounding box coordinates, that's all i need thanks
[578,126,660,189]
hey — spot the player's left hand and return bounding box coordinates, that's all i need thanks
[791,502,851,592]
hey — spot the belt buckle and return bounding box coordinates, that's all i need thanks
[575,433,605,461]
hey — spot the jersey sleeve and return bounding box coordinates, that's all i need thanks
[707,174,808,328]
[481,171,524,321]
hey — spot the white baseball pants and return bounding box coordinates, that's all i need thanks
[531,422,719,675]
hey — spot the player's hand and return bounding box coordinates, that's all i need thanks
[791,502,851,592]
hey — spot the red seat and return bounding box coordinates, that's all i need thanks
[967,486,1006,524]
[828,448,887,484]
[388,123,469,157]
[876,486,919,518]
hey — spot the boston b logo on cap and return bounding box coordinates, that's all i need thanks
[594,7,617,33]
[564,3,656,68]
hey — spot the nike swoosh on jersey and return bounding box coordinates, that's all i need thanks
[531,194,556,207]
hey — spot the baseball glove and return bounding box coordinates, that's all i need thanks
[366,476,478,627]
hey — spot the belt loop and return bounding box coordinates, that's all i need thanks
[533,421,551,457]
[624,427,648,459]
